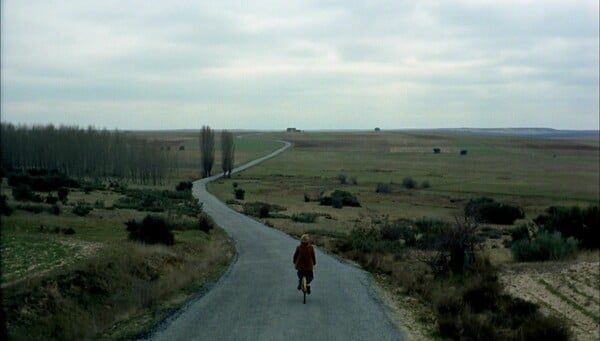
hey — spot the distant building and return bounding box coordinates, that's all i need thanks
[374,127,381,132]
[286,128,301,133]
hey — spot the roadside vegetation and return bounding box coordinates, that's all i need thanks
[0,124,282,339]
[208,131,599,340]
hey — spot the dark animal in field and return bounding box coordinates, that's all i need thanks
[460,150,468,155]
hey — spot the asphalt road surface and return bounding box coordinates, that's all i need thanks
[149,141,402,340]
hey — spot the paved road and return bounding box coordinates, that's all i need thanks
[150,141,402,340]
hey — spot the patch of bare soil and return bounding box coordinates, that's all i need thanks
[500,260,600,340]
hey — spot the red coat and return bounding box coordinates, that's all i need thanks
[293,243,316,272]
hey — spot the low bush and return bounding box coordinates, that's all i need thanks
[175,181,193,191]
[72,202,93,216]
[511,231,578,262]
[45,194,58,205]
[0,195,13,216]
[375,183,392,193]
[234,188,245,200]
[226,199,241,205]
[402,177,417,189]
[349,176,358,185]
[12,184,36,201]
[534,205,599,249]
[337,174,347,184]
[291,212,318,223]
[319,190,361,208]
[242,202,286,218]
[113,189,201,217]
[7,171,79,191]
[57,187,69,202]
[339,227,401,254]
[125,215,174,245]
[420,181,430,189]
[510,224,531,242]
[464,197,524,225]
[197,212,215,233]
[516,314,572,341]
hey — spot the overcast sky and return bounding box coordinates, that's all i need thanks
[1,0,598,130]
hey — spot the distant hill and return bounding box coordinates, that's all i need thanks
[436,128,599,139]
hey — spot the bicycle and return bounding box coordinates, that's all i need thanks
[301,275,308,304]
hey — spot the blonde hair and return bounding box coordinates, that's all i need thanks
[300,234,310,243]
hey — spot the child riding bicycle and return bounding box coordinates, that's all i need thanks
[293,234,316,294]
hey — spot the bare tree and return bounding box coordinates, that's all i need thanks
[199,125,215,177]
[221,130,235,177]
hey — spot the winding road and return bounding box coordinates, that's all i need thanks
[149,140,402,340]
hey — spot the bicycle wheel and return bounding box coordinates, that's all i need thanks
[302,276,307,304]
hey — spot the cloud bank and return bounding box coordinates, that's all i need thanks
[2,0,598,130]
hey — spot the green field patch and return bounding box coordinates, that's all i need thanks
[1,235,82,283]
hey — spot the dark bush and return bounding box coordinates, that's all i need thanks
[234,188,245,200]
[460,150,468,155]
[516,314,572,340]
[510,224,531,242]
[464,197,524,225]
[375,183,392,193]
[175,181,193,191]
[533,205,599,249]
[402,177,417,189]
[291,212,318,223]
[433,148,441,154]
[232,182,238,188]
[462,276,502,313]
[72,202,93,216]
[57,187,69,202]
[511,231,578,262]
[8,171,80,191]
[198,212,214,232]
[320,190,361,208]
[51,204,61,215]
[337,174,347,184]
[242,202,286,218]
[420,181,430,189]
[12,184,36,201]
[125,215,174,245]
[45,194,58,205]
[349,176,358,185]
[0,195,13,216]
[62,227,76,235]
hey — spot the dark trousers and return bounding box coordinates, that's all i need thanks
[297,271,314,286]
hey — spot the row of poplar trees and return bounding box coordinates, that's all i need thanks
[0,123,168,184]
[200,126,235,178]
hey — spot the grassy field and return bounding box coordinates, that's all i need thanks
[209,131,597,236]
[208,130,599,339]
[0,132,281,339]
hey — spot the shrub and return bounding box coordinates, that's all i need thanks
[460,150,468,155]
[337,174,348,184]
[242,202,286,218]
[51,204,61,215]
[420,181,430,189]
[12,184,35,201]
[125,215,174,245]
[232,182,238,188]
[57,187,69,202]
[197,212,214,232]
[464,197,524,225]
[45,194,58,205]
[349,176,358,185]
[402,177,417,189]
[72,202,93,217]
[175,181,193,191]
[320,190,360,208]
[291,212,318,223]
[533,205,599,249]
[234,188,245,200]
[511,231,578,262]
[516,314,572,340]
[375,183,392,193]
[0,195,13,216]
[511,224,531,242]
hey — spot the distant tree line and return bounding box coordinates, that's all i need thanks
[0,123,167,184]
